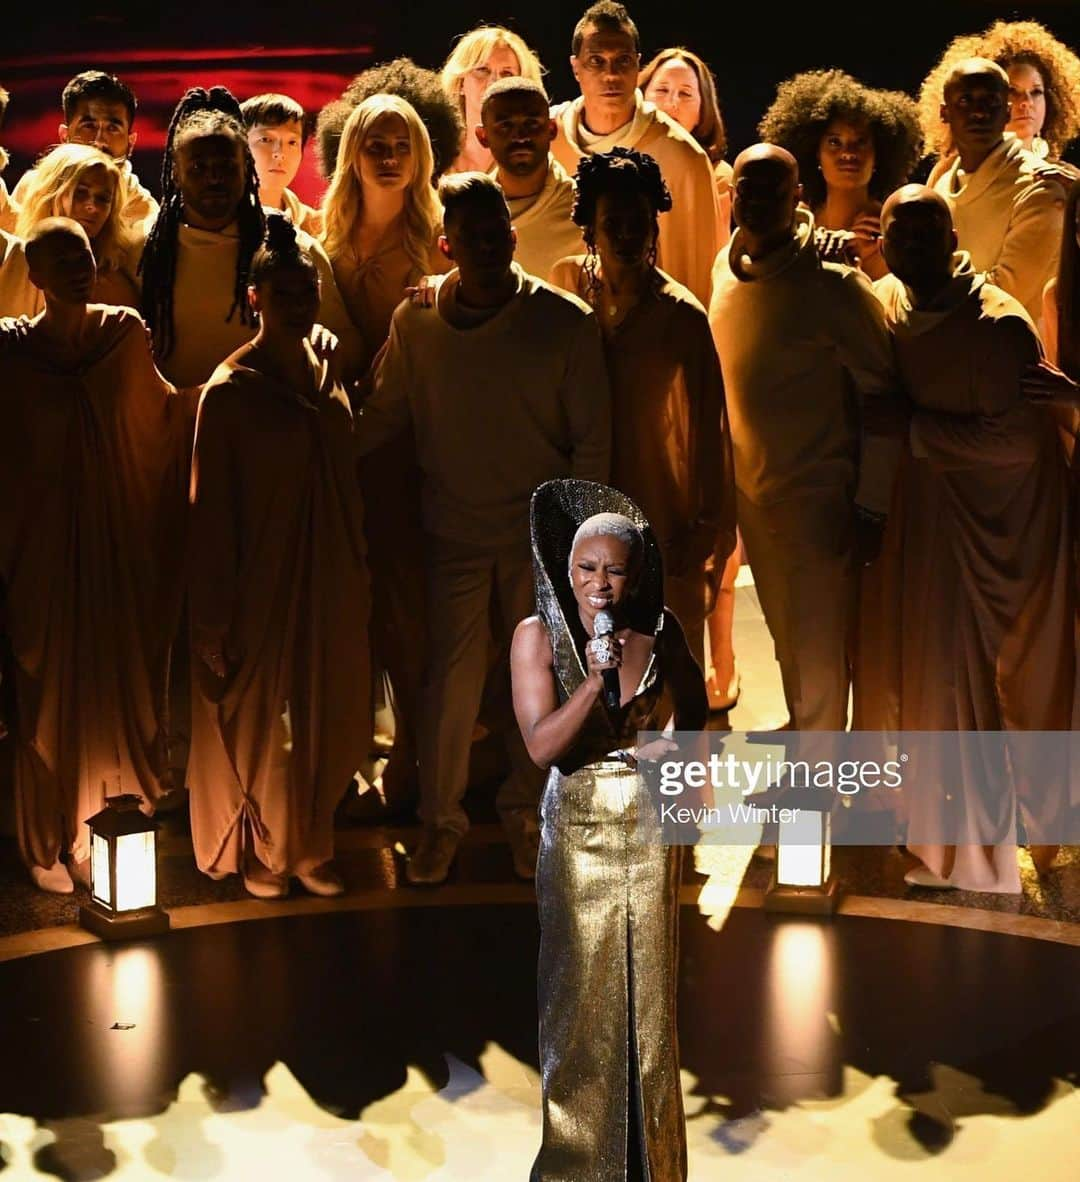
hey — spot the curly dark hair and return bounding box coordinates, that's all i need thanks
[571,147,673,237]
[759,70,923,209]
[918,20,1080,159]
[316,57,463,182]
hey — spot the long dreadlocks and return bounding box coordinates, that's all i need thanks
[139,86,264,360]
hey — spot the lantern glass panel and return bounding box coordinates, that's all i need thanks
[777,810,825,888]
[115,831,156,912]
[92,832,112,908]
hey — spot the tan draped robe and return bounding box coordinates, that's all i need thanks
[874,266,1073,890]
[0,230,42,319]
[0,307,192,867]
[551,258,734,666]
[187,348,371,877]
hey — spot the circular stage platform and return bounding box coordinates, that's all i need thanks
[0,901,1078,1179]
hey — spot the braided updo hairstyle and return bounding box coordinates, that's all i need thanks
[571,147,672,303]
[249,211,318,287]
[139,86,265,359]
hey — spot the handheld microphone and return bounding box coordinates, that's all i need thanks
[594,609,621,712]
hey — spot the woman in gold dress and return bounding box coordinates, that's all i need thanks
[511,478,707,1181]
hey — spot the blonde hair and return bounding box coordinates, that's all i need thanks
[321,94,442,280]
[440,25,544,121]
[15,144,132,272]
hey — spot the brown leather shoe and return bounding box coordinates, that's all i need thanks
[406,827,460,886]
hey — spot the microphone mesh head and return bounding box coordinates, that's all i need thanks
[594,609,615,637]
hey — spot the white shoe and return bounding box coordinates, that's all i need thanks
[904,865,957,890]
[297,863,345,897]
[31,862,74,894]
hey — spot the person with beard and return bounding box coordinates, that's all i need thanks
[551,1,721,306]
[0,219,191,893]
[138,86,359,389]
[13,70,157,231]
[930,58,1065,327]
[478,78,583,282]
[356,173,610,885]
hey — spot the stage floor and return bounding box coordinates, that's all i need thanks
[0,904,1078,1179]
[0,577,1078,1178]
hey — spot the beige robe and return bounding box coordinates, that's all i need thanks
[281,187,323,237]
[709,208,899,728]
[875,267,1073,890]
[187,347,371,877]
[0,230,42,319]
[0,168,15,234]
[714,158,732,249]
[551,257,734,666]
[13,157,157,233]
[506,157,584,283]
[933,135,1065,327]
[551,91,722,307]
[0,307,192,867]
[135,220,362,387]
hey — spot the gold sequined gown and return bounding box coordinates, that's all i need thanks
[530,479,687,1182]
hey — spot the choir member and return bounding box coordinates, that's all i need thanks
[639,46,732,243]
[15,144,139,309]
[551,1,721,305]
[138,86,359,388]
[241,92,322,234]
[13,70,157,230]
[357,172,610,885]
[440,24,544,175]
[920,19,1080,166]
[709,145,898,730]
[875,186,1073,891]
[322,93,447,811]
[928,59,1065,325]
[318,59,463,184]
[0,219,190,893]
[187,214,371,899]
[1043,177,1080,374]
[478,78,583,282]
[550,147,734,667]
[0,84,14,233]
[759,70,923,280]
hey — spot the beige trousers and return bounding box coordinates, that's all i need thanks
[418,535,544,835]
[736,488,854,730]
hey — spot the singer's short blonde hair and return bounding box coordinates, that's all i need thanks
[569,513,644,577]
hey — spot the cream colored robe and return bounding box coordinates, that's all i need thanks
[709,208,899,728]
[281,187,323,237]
[551,91,721,306]
[506,157,584,283]
[0,230,42,318]
[187,347,371,877]
[14,157,158,232]
[933,135,1065,327]
[0,168,15,234]
[135,220,362,387]
[873,267,1073,890]
[0,307,193,868]
[551,257,734,666]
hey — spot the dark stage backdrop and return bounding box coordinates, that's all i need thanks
[4,1,1080,206]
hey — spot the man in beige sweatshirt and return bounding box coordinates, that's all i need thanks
[478,78,583,282]
[550,1,721,306]
[932,58,1065,328]
[358,172,610,885]
[709,145,899,731]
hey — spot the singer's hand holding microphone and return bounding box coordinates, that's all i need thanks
[586,609,623,711]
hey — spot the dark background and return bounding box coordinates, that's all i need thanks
[4,1,1080,203]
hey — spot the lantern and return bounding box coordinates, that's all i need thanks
[79,794,170,940]
[765,807,839,915]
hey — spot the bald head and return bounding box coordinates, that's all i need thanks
[941,58,1009,169]
[731,143,802,251]
[25,216,96,305]
[881,184,957,299]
